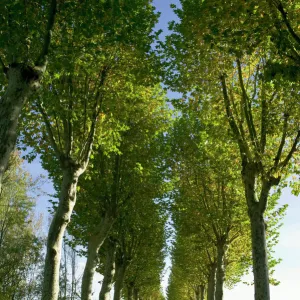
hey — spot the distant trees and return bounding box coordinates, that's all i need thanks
[0,153,44,299]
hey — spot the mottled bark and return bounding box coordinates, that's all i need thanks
[215,243,226,300]
[0,66,32,193]
[249,206,270,300]
[42,166,81,300]
[99,240,117,300]
[207,264,216,300]
[113,264,126,300]
[0,0,57,193]
[81,215,114,300]
[243,165,270,300]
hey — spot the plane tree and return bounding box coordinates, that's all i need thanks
[18,1,161,299]
[165,1,299,299]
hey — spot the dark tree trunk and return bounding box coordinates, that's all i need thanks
[200,285,205,300]
[133,288,139,300]
[243,164,270,300]
[127,285,133,300]
[207,264,216,300]
[249,205,270,300]
[215,242,226,300]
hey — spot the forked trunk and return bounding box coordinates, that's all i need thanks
[113,264,126,300]
[81,214,114,300]
[42,167,80,300]
[99,239,117,300]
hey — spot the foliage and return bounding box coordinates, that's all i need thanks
[0,153,44,299]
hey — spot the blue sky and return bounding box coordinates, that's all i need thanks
[23,0,300,299]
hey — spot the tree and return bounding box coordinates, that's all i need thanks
[0,153,44,299]
[165,2,299,299]
[0,0,57,193]
[18,1,161,299]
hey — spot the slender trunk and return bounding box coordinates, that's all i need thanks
[113,264,126,300]
[42,167,80,300]
[249,206,270,300]
[0,66,33,193]
[81,214,114,300]
[133,288,139,300]
[215,243,226,300]
[207,264,216,300]
[63,242,68,299]
[127,284,134,300]
[200,285,205,300]
[195,285,200,300]
[99,240,117,300]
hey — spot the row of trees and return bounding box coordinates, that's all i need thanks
[0,0,299,300]
[165,1,299,300]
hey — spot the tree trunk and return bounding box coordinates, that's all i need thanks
[215,243,226,300]
[195,285,200,300]
[200,285,205,300]
[243,165,270,300]
[113,264,126,300]
[249,206,270,300]
[207,264,216,300]
[81,214,115,300]
[127,284,134,300]
[99,240,117,300]
[0,66,33,193]
[133,288,139,300]
[41,167,81,300]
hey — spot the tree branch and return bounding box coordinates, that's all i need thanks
[273,113,289,168]
[279,130,300,169]
[220,74,251,161]
[237,59,259,152]
[79,67,109,165]
[35,0,57,70]
[36,99,62,159]
[0,56,8,75]
[276,1,300,48]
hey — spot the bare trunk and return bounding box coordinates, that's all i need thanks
[99,239,117,300]
[200,285,205,300]
[127,284,134,300]
[42,167,80,300]
[0,66,33,193]
[133,288,139,300]
[81,214,114,300]
[243,165,270,300]
[207,264,216,300]
[215,243,226,300]
[249,206,270,300]
[113,264,126,300]
[194,285,200,300]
